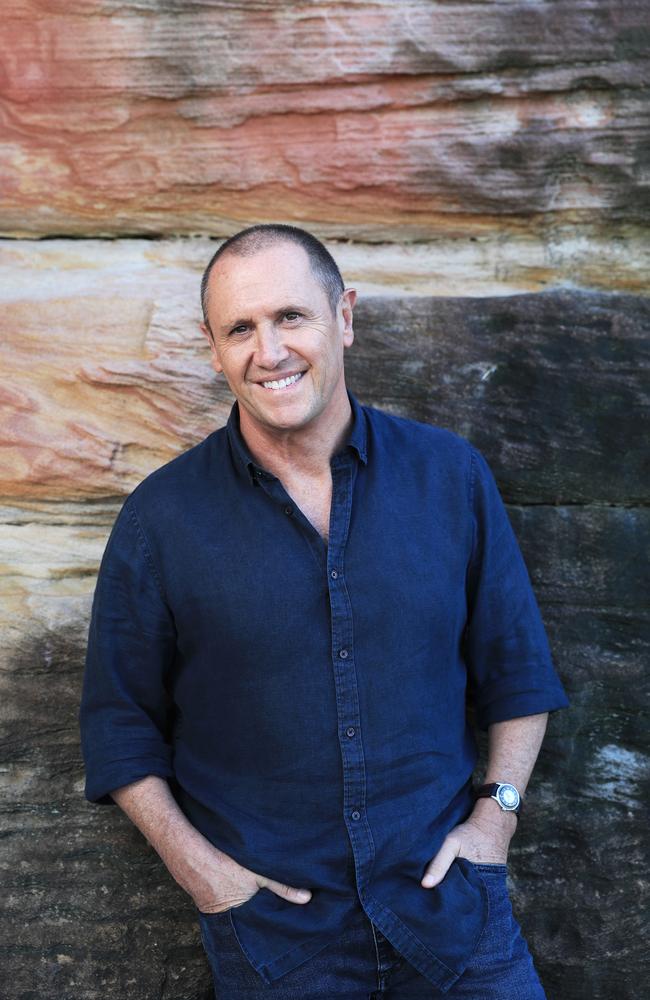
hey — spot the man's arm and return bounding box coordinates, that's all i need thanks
[420,712,549,887]
[112,776,312,912]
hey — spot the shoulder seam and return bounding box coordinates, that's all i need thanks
[125,499,169,606]
[467,445,479,567]
[468,445,479,511]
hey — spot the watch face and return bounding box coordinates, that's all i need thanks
[496,784,520,810]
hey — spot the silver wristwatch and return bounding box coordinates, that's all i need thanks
[474,781,522,816]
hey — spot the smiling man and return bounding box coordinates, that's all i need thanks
[80,224,570,998]
[198,233,356,538]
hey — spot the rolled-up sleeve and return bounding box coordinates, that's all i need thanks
[79,497,177,804]
[464,446,570,731]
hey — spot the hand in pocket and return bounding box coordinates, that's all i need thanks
[195,853,312,915]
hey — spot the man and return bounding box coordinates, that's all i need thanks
[80,224,570,998]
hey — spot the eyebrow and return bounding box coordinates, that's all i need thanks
[218,305,312,333]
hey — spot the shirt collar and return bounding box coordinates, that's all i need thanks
[226,387,368,485]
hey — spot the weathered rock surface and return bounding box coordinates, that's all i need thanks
[2,1,648,239]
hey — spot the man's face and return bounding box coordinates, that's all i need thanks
[200,242,356,438]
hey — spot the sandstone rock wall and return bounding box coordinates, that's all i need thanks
[1,3,648,998]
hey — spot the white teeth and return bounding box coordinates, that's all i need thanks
[261,372,303,390]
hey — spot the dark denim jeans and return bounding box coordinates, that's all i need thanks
[198,864,547,999]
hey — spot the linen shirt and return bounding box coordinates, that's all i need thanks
[80,388,569,991]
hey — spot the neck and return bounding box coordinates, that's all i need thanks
[238,385,353,480]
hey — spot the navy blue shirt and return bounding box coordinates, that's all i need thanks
[80,389,569,990]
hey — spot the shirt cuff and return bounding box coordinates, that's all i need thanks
[84,757,174,805]
[474,686,570,731]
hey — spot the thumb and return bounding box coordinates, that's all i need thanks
[258,876,312,905]
[421,837,459,888]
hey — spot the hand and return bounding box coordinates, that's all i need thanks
[193,852,312,915]
[420,799,517,889]
[109,778,313,916]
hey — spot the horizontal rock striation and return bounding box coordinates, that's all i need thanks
[1,1,648,238]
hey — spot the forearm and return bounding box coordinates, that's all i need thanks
[111,775,229,904]
[421,712,550,883]
[483,711,548,790]
[471,711,549,833]
[111,775,312,911]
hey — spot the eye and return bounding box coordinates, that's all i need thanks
[284,311,302,322]
[229,324,249,336]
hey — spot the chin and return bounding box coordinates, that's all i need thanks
[258,392,312,415]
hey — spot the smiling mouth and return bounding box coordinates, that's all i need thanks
[258,371,305,391]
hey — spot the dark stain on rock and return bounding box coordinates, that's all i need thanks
[0,624,212,998]
[348,289,650,505]
[615,26,650,60]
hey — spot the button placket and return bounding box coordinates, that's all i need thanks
[327,456,374,887]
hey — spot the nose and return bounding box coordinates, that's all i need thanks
[253,321,290,370]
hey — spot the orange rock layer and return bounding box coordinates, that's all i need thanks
[1,0,647,236]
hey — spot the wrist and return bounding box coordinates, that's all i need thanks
[474,780,522,816]
[470,796,518,837]
[155,819,228,898]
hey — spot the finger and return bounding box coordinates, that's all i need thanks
[259,876,312,904]
[421,839,459,888]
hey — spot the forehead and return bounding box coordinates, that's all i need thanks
[206,242,324,317]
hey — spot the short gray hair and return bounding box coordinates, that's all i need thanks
[200,224,345,333]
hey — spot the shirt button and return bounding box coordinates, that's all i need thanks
[284,505,293,515]
[339,648,348,659]
[330,570,338,579]
[346,727,356,737]
[351,810,361,821]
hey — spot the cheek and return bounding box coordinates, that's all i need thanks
[215,343,245,373]
[308,331,340,360]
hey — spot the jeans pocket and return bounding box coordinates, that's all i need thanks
[197,904,243,959]
[198,906,236,920]
[197,887,260,922]
[465,861,508,875]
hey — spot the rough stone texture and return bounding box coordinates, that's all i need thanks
[1,1,648,996]
[1,0,649,243]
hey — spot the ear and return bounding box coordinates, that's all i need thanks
[340,288,357,348]
[200,321,224,374]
